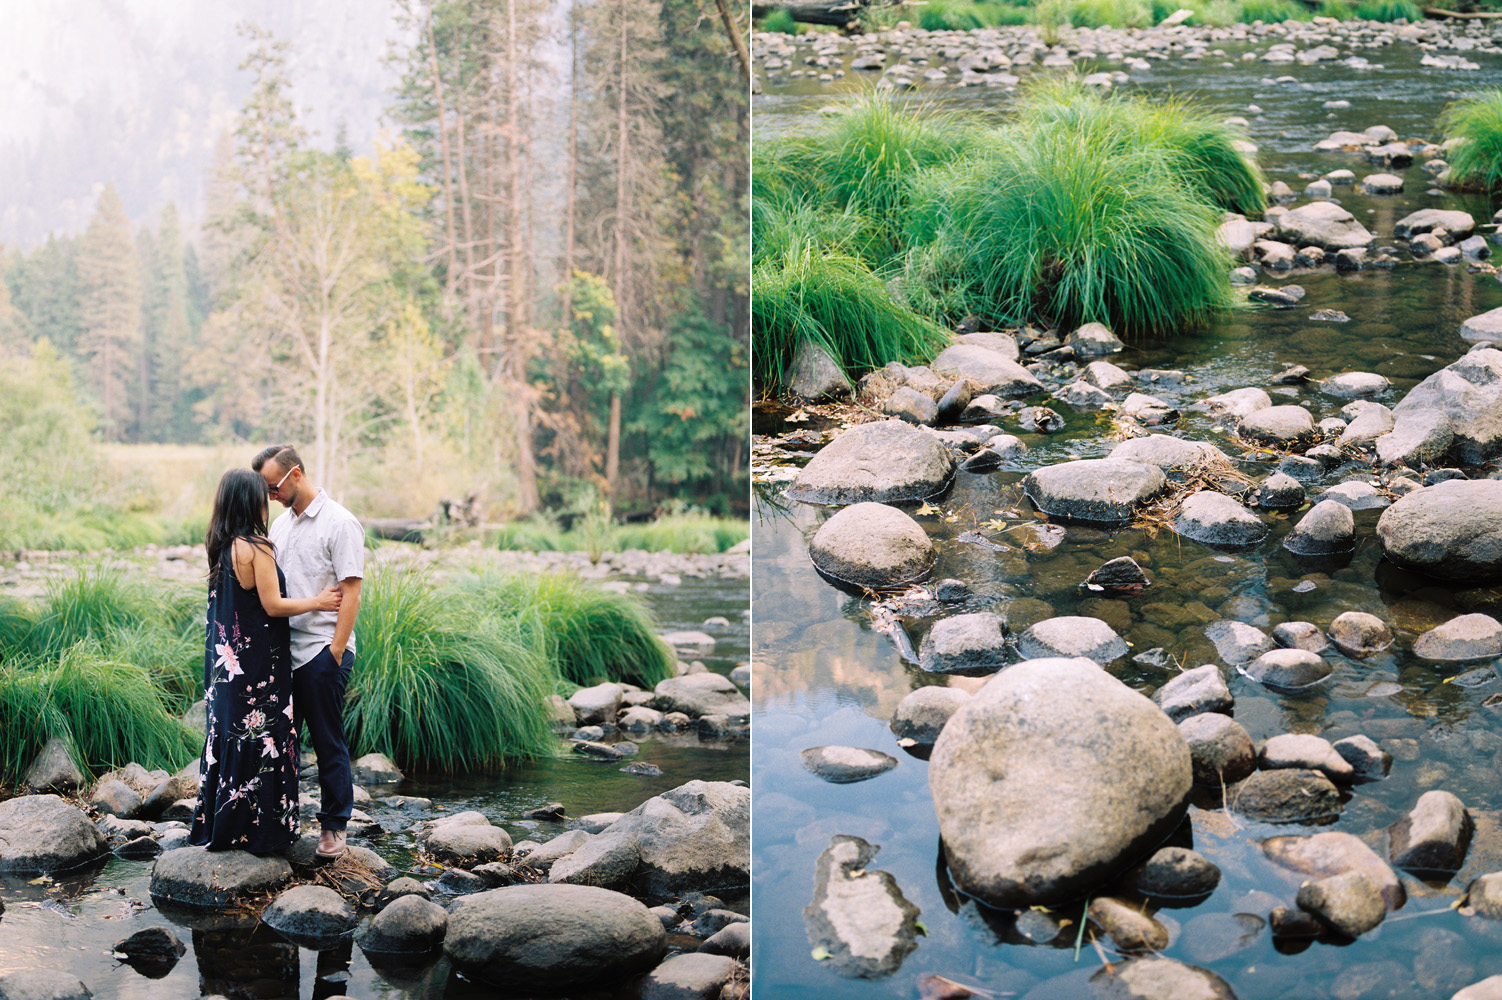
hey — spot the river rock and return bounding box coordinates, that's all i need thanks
[1253,472,1306,511]
[889,686,968,746]
[1339,404,1395,447]
[1297,871,1386,938]
[90,778,142,819]
[1363,172,1404,193]
[1056,380,1115,411]
[700,921,750,959]
[1263,831,1405,910]
[803,835,920,979]
[956,331,1021,360]
[1232,769,1342,824]
[1454,977,1502,1000]
[1066,322,1125,357]
[149,846,292,907]
[808,502,934,588]
[1017,616,1128,663]
[636,952,741,999]
[0,795,109,873]
[653,673,751,718]
[960,393,1010,422]
[0,971,93,1000]
[1131,847,1221,900]
[1377,479,1502,581]
[787,341,852,403]
[1259,734,1354,782]
[1395,208,1476,240]
[1331,734,1391,782]
[931,344,1045,397]
[1120,393,1178,427]
[1244,648,1332,690]
[550,780,748,895]
[1085,360,1135,394]
[1390,349,1502,464]
[1272,621,1330,654]
[1022,459,1167,524]
[20,738,83,794]
[444,883,665,991]
[1238,405,1317,448]
[787,420,956,505]
[935,380,971,423]
[1389,790,1472,874]
[1276,201,1374,250]
[1017,406,1065,434]
[1108,435,1232,473]
[618,705,665,733]
[1205,620,1272,666]
[1322,372,1390,398]
[360,893,449,955]
[800,746,898,784]
[918,612,1007,675]
[526,829,592,869]
[1089,896,1170,952]
[1088,957,1237,999]
[1179,712,1255,786]
[113,925,186,964]
[1328,611,1393,657]
[1461,306,1502,344]
[426,821,513,866]
[1206,386,1271,419]
[570,683,624,726]
[261,884,357,948]
[1172,491,1268,549]
[351,752,403,786]
[1082,556,1151,595]
[1415,614,1502,662]
[1283,499,1355,556]
[882,385,935,425]
[1153,664,1233,722]
[929,657,1192,908]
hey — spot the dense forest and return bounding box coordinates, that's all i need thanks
[0,0,749,521]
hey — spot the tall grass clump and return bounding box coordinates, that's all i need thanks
[612,514,749,553]
[1069,0,1154,27]
[913,121,1231,334]
[761,8,802,32]
[1354,0,1421,19]
[346,566,558,770]
[25,567,171,659]
[1441,91,1502,191]
[1316,0,1355,18]
[454,569,678,689]
[0,596,34,662]
[0,649,199,784]
[1238,0,1309,20]
[917,0,1031,29]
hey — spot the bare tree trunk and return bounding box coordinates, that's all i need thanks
[562,0,580,327]
[713,0,751,80]
[425,2,460,307]
[606,0,629,511]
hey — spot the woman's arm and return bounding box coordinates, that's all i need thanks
[240,539,341,618]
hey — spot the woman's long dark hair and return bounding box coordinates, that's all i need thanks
[205,468,274,576]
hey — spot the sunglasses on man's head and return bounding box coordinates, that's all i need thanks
[269,466,297,494]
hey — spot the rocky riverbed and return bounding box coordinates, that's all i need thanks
[755,15,1502,1000]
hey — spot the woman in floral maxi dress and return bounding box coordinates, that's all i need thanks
[190,468,342,854]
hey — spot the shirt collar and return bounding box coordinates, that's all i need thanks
[296,488,329,520]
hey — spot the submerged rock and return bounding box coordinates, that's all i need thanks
[1414,614,1502,662]
[1023,459,1167,525]
[808,502,935,589]
[1265,831,1404,912]
[1130,847,1221,900]
[799,746,898,784]
[929,657,1191,909]
[1082,555,1151,595]
[803,836,920,979]
[788,420,956,506]
[1377,479,1502,581]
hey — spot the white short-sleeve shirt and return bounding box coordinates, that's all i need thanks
[268,488,365,669]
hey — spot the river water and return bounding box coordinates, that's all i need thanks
[754,25,1502,1000]
[0,574,748,1000]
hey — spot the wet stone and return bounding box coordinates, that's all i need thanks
[1321,481,1389,510]
[1263,831,1404,910]
[1414,613,1502,662]
[1017,406,1065,434]
[1179,712,1256,787]
[1082,556,1151,595]
[1283,499,1356,556]
[1108,434,1232,473]
[1153,664,1233,723]
[1055,380,1115,411]
[1088,958,1238,1000]
[799,746,898,784]
[1089,896,1170,952]
[1270,905,1324,939]
[1022,459,1167,525]
[1239,405,1317,448]
[1130,847,1221,900]
[1229,769,1342,824]
[1244,648,1332,691]
[1273,621,1331,654]
[1389,790,1473,874]
[1328,611,1394,658]
[1277,455,1325,481]
[808,503,935,589]
[1321,372,1390,398]
[1259,734,1354,783]
[803,836,920,979]
[788,420,956,506]
[1120,392,1179,425]
[1377,480,1502,581]
[1253,472,1305,511]
[960,393,1010,422]
[1206,386,1272,419]
[1297,871,1386,938]
[889,687,968,748]
[1332,735,1392,782]
[1016,616,1128,663]
[1464,873,1502,919]
[1065,321,1125,357]
[918,612,1007,676]
[1172,491,1269,549]
[1205,620,1273,666]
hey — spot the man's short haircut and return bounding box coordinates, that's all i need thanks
[252,444,305,474]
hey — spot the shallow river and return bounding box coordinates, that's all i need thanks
[754,27,1502,1000]
[0,575,748,1000]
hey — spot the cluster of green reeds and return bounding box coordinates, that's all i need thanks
[752,83,1259,395]
[493,512,748,554]
[1442,91,1502,191]
[0,560,683,782]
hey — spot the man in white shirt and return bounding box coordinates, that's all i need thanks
[253,444,364,860]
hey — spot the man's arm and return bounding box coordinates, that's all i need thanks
[330,577,361,660]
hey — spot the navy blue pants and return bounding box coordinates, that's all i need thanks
[293,645,354,832]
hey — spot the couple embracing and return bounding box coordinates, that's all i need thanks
[188,445,365,860]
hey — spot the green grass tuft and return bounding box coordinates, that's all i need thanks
[1238,0,1309,20]
[454,569,678,689]
[760,7,802,32]
[1354,0,1421,19]
[1442,91,1502,191]
[1069,0,1154,26]
[494,512,748,554]
[345,566,559,770]
[26,567,171,659]
[916,0,1033,29]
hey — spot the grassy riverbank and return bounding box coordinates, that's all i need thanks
[0,562,680,782]
[752,84,1256,395]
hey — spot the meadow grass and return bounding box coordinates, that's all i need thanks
[493,512,748,554]
[915,0,1032,29]
[345,566,558,769]
[1353,0,1422,19]
[1069,0,1154,26]
[1442,92,1502,190]
[1236,0,1310,20]
[454,569,678,689]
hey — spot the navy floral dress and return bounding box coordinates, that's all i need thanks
[189,553,300,853]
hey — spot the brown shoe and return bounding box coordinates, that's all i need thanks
[314,829,347,859]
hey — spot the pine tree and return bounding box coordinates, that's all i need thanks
[144,202,196,442]
[76,183,142,440]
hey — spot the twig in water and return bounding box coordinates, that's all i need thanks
[1074,897,1090,961]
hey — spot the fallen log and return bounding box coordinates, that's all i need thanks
[1424,6,1502,16]
[363,518,431,543]
[754,0,867,26]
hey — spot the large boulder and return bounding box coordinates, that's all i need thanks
[1276,201,1374,250]
[149,847,293,908]
[653,673,751,718]
[1022,459,1168,525]
[1377,480,1502,581]
[0,795,109,873]
[1385,348,1502,464]
[550,780,748,895]
[929,658,1191,908]
[930,344,1045,397]
[444,883,666,992]
[786,420,955,506]
[807,502,934,589]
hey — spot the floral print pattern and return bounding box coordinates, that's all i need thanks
[189,557,300,853]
